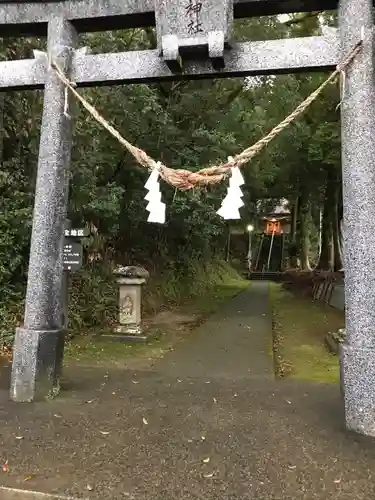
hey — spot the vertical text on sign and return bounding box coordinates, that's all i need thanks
[185,0,203,36]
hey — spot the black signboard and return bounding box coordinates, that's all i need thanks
[63,239,83,272]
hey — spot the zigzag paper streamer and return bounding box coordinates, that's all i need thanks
[144,168,165,224]
[217,166,245,220]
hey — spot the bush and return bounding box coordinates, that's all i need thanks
[0,289,24,351]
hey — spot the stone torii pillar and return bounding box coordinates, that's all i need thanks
[339,0,375,436]
[10,18,77,402]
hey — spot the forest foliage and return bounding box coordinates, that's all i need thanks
[0,12,344,345]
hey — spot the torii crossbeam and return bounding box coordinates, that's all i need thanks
[1,0,375,438]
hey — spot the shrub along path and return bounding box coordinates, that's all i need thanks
[1,282,375,500]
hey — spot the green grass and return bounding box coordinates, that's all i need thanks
[184,279,249,315]
[64,335,154,366]
[270,282,344,383]
[65,277,248,368]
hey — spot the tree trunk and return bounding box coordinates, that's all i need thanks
[291,196,298,243]
[333,185,343,271]
[0,94,4,165]
[316,169,336,270]
[317,221,334,270]
[226,225,231,262]
[289,196,300,268]
[317,206,323,259]
[299,195,311,270]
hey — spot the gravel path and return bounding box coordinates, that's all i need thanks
[1,282,375,500]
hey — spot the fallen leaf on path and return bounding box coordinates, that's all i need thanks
[142,417,148,425]
[99,431,110,435]
[132,380,139,384]
[202,457,210,464]
[2,461,9,473]
[15,436,24,440]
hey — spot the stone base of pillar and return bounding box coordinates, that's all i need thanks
[340,343,375,436]
[100,325,149,343]
[10,328,65,402]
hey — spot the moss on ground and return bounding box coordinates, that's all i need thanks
[270,282,344,384]
[65,278,248,368]
[64,335,156,367]
[186,279,249,315]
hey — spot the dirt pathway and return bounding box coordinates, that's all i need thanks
[1,282,375,500]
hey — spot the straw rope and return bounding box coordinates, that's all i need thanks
[51,39,362,190]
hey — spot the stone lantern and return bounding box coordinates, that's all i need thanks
[112,266,150,342]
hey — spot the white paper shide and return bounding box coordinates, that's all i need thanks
[144,167,166,224]
[217,167,245,220]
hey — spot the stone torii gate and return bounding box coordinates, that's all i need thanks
[1,0,374,436]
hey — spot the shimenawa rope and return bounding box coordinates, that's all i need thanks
[51,39,362,190]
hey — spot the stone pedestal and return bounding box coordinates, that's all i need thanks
[11,329,64,402]
[106,266,149,342]
[340,344,375,435]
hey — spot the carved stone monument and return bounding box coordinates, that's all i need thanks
[111,266,150,342]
